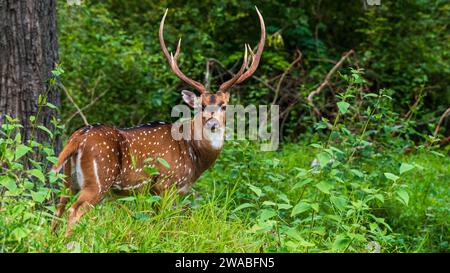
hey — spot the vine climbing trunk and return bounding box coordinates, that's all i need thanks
[0,0,60,151]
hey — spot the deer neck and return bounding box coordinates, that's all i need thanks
[185,118,225,175]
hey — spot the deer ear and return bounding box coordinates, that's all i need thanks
[181,90,200,108]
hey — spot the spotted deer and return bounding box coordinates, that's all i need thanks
[51,7,265,237]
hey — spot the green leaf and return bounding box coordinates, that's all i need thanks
[277,203,293,210]
[285,228,303,241]
[146,195,161,203]
[134,212,150,221]
[374,194,385,203]
[143,157,154,163]
[24,181,34,190]
[330,195,348,211]
[43,148,54,156]
[259,209,277,221]
[333,235,351,251]
[37,125,53,138]
[0,176,17,192]
[11,227,29,242]
[315,181,333,194]
[14,132,22,142]
[285,229,316,247]
[363,93,379,98]
[396,189,409,206]
[430,151,445,158]
[46,156,59,165]
[384,172,399,182]
[247,184,262,197]
[310,143,322,149]
[292,179,312,190]
[291,202,310,217]
[350,169,364,178]
[4,149,14,162]
[28,169,45,183]
[310,203,319,212]
[233,203,255,212]
[143,166,159,176]
[262,201,277,207]
[317,152,331,168]
[399,163,414,175]
[157,158,170,169]
[277,193,290,204]
[118,196,136,202]
[337,101,350,114]
[46,102,58,110]
[31,189,49,203]
[15,144,32,160]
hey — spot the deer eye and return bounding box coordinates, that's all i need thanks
[221,105,227,111]
[201,105,206,111]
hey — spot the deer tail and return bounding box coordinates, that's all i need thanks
[51,136,81,173]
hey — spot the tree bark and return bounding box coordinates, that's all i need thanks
[0,0,60,151]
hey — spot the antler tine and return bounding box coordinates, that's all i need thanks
[235,7,266,84]
[247,44,255,58]
[246,44,255,69]
[159,9,207,94]
[218,45,249,93]
[173,38,181,61]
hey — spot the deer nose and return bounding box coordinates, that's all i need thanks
[206,118,220,131]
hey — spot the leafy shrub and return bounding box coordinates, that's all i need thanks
[0,113,65,250]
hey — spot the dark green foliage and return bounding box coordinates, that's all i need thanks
[58,0,449,141]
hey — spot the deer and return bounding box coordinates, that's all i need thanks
[51,7,265,237]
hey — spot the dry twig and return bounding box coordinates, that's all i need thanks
[65,89,108,125]
[59,83,89,126]
[434,106,450,137]
[306,49,354,116]
[271,49,302,105]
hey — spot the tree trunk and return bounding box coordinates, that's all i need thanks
[0,0,60,151]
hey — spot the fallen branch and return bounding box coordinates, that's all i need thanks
[433,106,450,137]
[439,135,450,147]
[306,49,354,115]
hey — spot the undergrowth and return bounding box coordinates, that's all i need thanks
[0,69,448,253]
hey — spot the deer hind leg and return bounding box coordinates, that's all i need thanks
[64,152,119,237]
[52,157,78,233]
[65,185,102,238]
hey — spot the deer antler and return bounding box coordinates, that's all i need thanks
[219,7,266,92]
[160,7,265,94]
[159,9,208,94]
[218,45,249,92]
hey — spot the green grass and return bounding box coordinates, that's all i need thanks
[34,200,260,252]
[1,141,449,252]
